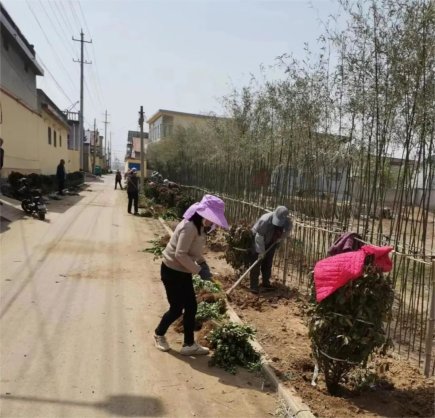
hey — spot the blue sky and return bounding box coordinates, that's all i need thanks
[2,0,339,162]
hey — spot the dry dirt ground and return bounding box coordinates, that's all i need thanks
[0,176,278,418]
[203,248,435,418]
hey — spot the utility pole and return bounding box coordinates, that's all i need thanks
[73,30,92,171]
[138,106,145,191]
[109,132,112,171]
[102,110,110,171]
[92,118,97,175]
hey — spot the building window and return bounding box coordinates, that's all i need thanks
[60,135,62,147]
[54,131,57,147]
[48,127,51,145]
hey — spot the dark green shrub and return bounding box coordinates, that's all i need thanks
[174,194,195,218]
[37,175,55,193]
[144,183,159,200]
[8,171,25,190]
[7,171,83,195]
[209,322,261,374]
[224,222,253,272]
[66,171,84,187]
[143,182,195,220]
[308,264,394,395]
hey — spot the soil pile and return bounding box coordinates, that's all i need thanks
[216,272,434,418]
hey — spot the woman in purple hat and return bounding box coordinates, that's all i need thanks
[154,194,229,355]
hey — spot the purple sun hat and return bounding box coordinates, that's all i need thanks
[183,194,229,229]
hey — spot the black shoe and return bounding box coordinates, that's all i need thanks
[249,288,259,295]
[128,211,131,214]
[261,283,274,290]
[134,212,139,216]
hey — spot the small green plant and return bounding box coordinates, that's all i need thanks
[143,235,169,259]
[209,322,261,374]
[196,300,225,321]
[192,275,222,293]
[161,209,179,221]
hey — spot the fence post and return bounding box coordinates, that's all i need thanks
[282,236,289,286]
[424,260,435,377]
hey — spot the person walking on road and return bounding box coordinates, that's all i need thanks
[154,194,229,355]
[0,138,4,204]
[0,138,4,176]
[126,168,139,214]
[115,170,123,190]
[249,206,291,294]
[56,159,66,195]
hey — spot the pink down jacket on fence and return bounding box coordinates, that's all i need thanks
[314,244,393,302]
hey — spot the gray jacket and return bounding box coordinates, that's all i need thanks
[252,212,292,254]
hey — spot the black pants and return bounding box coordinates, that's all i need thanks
[127,191,138,213]
[58,179,65,195]
[115,180,123,190]
[155,263,197,346]
[249,245,276,290]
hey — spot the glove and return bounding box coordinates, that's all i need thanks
[198,262,212,281]
[257,252,265,260]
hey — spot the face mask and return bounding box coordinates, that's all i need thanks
[203,224,216,234]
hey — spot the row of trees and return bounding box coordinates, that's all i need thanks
[148,0,434,258]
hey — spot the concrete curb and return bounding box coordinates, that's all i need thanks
[226,305,314,418]
[157,217,315,418]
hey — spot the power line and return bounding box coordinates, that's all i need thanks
[77,0,92,38]
[34,0,102,114]
[77,1,105,104]
[63,1,105,110]
[26,0,77,100]
[84,45,104,108]
[57,0,76,34]
[39,59,75,104]
[42,0,76,57]
[53,0,75,36]
[68,0,82,29]
[84,78,99,112]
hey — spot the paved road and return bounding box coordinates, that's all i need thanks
[0,176,277,417]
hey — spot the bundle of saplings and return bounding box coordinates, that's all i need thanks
[224,221,253,272]
[208,322,261,374]
[143,182,195,218]
[309,263,394,395]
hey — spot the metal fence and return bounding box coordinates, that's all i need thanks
[184,184,435,376]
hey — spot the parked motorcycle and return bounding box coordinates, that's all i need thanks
[17,178,47,221]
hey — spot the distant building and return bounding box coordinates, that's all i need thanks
[0,3,43,111]
[0,3,79,177]
[124,130,149,173]
[147,109,217,143]
[83,129,105,174]
[37,89,79,174]
[64,111,80,172]
[0,2,44,176]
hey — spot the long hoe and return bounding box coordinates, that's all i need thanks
[225,243,276,296]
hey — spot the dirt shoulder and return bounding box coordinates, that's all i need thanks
[204,247,434,418]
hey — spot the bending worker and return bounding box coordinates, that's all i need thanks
[154,194,229,355]
[250,206,291,294]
